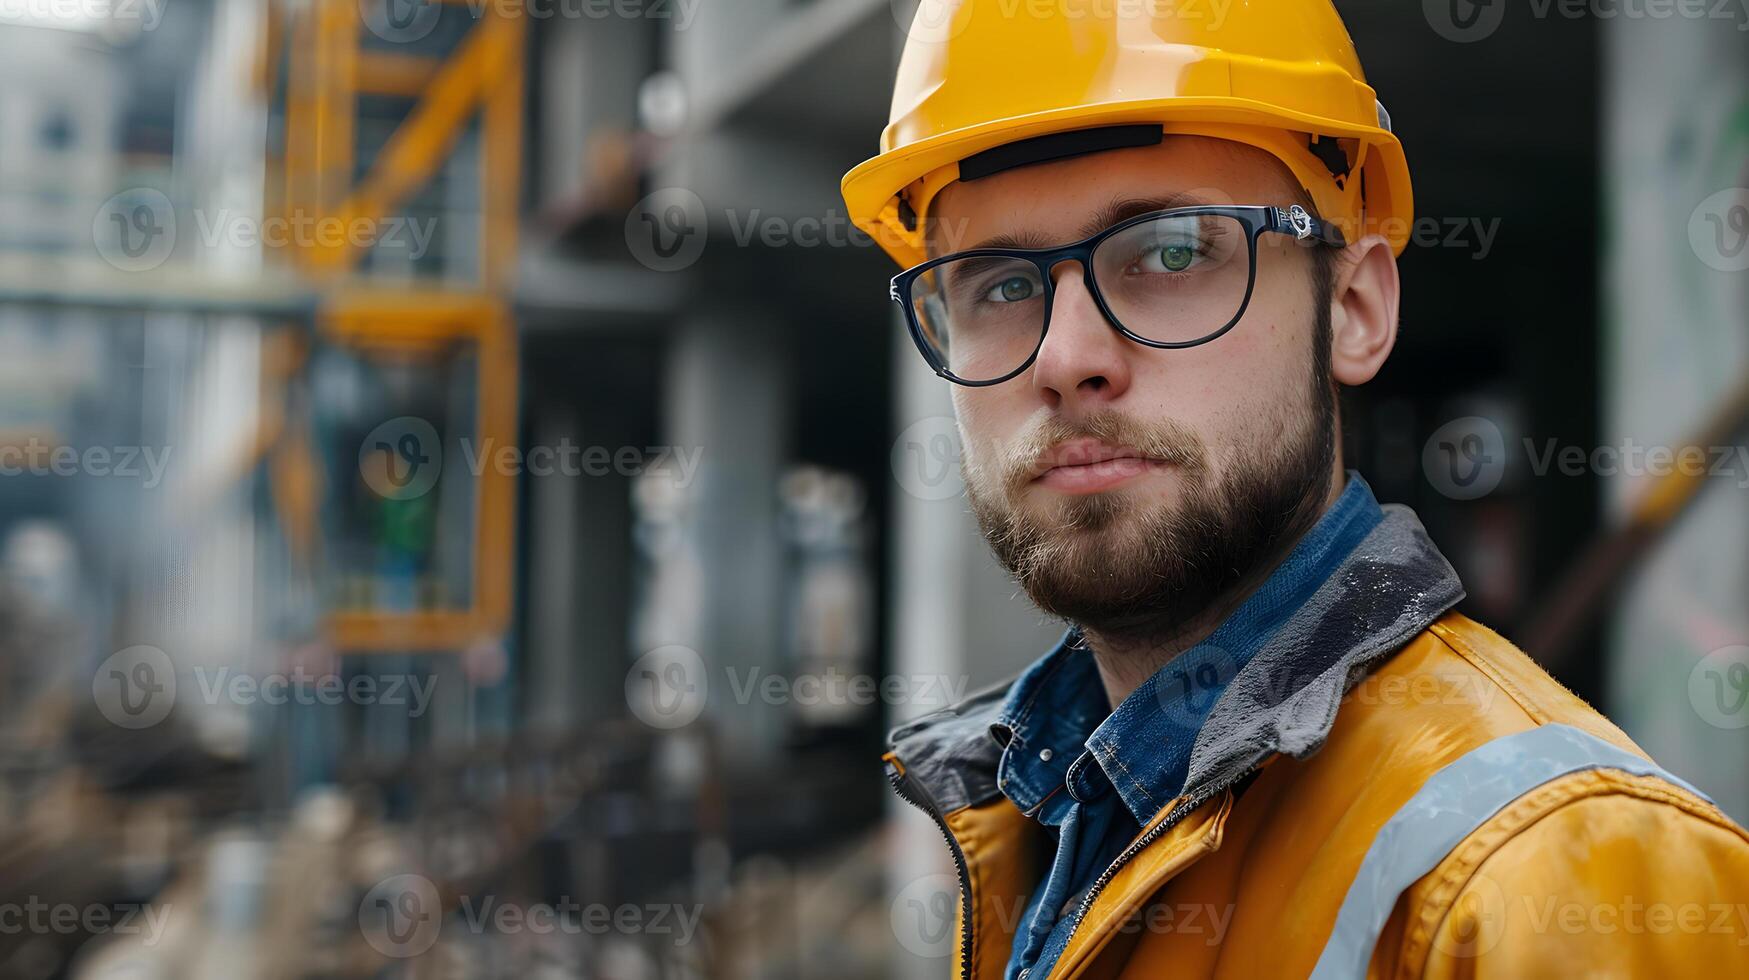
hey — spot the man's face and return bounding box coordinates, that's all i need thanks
[933,136,1340,640]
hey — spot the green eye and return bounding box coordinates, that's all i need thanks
[1159,244,1195,272]
[989,276,1037,302]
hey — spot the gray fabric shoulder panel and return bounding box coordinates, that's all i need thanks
[1309,723,1709,980]
[885,677,1012,813]
[1185,505,1466,799]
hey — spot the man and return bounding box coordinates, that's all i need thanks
[841,2,1749,977]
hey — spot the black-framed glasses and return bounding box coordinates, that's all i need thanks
[890,203,1346,386]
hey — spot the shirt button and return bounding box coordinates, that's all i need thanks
[1038,748,1053,762]
[1019,970,1030,980]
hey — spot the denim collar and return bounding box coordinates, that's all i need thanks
[990,474,1386,824]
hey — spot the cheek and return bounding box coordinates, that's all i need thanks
[951,386,1024,464]
[1125,294,1316,452]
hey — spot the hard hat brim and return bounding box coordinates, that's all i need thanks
[842,96,1412,268]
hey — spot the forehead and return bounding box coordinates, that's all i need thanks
[926,136,1301,255]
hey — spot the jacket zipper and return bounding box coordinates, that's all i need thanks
[887,761,975,980]
[1053,759,1263,975]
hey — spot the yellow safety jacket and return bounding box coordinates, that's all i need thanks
[884,508,1749,979]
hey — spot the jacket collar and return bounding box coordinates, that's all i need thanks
[886,501,1466,819]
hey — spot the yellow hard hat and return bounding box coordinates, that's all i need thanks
[842,0,1412,268]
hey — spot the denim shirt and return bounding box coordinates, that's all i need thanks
[995,473,1385,980]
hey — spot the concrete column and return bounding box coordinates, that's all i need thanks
[658,315,791,760]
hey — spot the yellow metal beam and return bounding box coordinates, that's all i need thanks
[355,51,441,97]
[308,7,520,273]
[482,11,526,289]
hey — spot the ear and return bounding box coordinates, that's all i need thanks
[1327,235,1400,386]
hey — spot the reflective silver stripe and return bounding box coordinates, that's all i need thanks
[1308,723,1709,980]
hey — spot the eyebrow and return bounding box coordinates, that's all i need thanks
[965,191,1217,252]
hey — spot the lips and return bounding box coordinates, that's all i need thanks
[1033,438,1153,473]
[1030,438,1167,493]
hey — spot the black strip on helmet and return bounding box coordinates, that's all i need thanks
[957,125,1164,182]
[1308,134,1351,182]
[897,194,918,232]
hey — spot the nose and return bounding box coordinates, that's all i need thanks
[1029,260,1134,411]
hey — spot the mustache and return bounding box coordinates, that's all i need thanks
[996,411,1209,494]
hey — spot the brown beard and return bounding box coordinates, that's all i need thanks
[965,339,1337,646]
